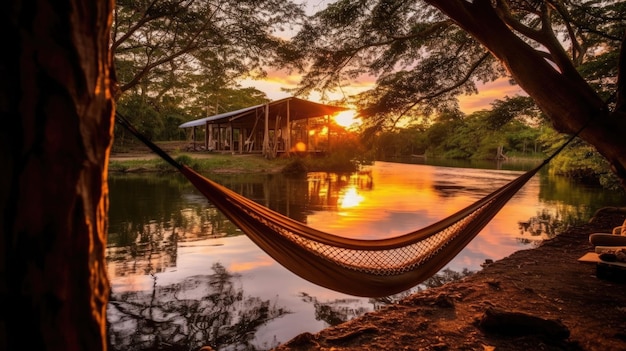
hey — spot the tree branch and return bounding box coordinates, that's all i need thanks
[395,51,492,121]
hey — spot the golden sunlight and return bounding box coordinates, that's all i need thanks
[334,110,361,128]
[294,141,307,152]
[339,187,364,209]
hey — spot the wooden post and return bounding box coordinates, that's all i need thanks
[263,103,270,158]
[229,123,234,154]
[192,126,196,150]
[306,117,310,151]
[327,115,331,152]
[218,124,223,150]
[208,124,213,151]
[285,99,291,155]
[238,131,243,154]
[204,121,209,150]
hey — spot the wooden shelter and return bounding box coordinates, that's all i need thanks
[179,97,348,157]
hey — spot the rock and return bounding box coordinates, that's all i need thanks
[477,307,570,340]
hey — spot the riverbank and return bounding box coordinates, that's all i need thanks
[109,141,291,174]
[274,207,626,351]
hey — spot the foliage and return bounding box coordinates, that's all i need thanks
[108,263,290,350]
[542,134,622,190]
[284,120,375,173]
[278,0,504,124]
[486,96,544,129]
[173,154,200,171]
[281,158,309,176]
[370,126,428,158]
[114,87,270,143]
[111,0,304,142]
[280,0,623,125]
[110,0,626,189]
[372,96,545,161]
[109,153,292,174]
[301,153,361,173]
[113,0,305,95]
[531,123,624,190]
[275,0,626,188]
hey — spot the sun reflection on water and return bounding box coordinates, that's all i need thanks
[339,187,364,209]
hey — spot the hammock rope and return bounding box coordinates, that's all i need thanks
[115,112,581,297]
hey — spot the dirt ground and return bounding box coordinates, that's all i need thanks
[111,143,626,351]
[273,207,626,351]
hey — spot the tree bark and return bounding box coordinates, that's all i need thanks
[427,0,626,187]
[0,1,114,350]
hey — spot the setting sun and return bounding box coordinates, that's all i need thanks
[334,110,361,128]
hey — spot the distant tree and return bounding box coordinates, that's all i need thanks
[473,97,545,159]
[112,0,305,97]
[112,0,304,138]
[115,86,269,142]
[485,96,543,130]
[278,0,626,188]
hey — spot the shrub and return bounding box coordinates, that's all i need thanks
[281,158,308,177]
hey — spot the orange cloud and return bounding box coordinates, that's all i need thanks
[459,78,527,114]
[241,74,525,114]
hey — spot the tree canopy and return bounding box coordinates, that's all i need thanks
[112,0,305,141]
[278,0,626,187]
[112,0,305,97]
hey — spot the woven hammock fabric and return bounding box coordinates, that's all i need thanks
[177,164,540,297]
[115,113,554,297]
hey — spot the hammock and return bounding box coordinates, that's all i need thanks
[115,113,575,297]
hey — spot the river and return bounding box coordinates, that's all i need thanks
[106,160,626,351]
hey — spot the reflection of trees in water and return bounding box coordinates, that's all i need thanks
[107,206,240,280]
[518,208,567,239]
[297,269,475,319]
[107,220,178,277]
[306,172,373,211]
[298,292,370,326]
[370,268,475,306]
[421,268,474,289]
[107,175,242,280]
[108,263,290,351]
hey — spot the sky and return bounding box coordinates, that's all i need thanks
[239,72,526,116]
[238,0,527,119]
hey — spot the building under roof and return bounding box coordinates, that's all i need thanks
[178,97,348,157]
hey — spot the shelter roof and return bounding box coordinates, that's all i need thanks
[179,97,348,128]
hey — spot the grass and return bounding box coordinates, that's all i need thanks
[109,140,365,174]
[109,152,294,174]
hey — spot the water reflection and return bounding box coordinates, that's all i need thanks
[518,209,565,239]
[298,293,371,327]
[107,161,626,350]
[108,263,289,351]
[107,174,240,280]
[307,171,373,211]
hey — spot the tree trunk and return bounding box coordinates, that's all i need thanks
[427,0,626,188]
[1,1,114,350]
[496,146,508,160]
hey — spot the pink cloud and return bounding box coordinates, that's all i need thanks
[459,78,527,114]
[242,73,526,114]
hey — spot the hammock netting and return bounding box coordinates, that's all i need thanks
[116,113,559,297]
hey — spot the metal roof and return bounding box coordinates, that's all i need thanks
[178,97,348,128]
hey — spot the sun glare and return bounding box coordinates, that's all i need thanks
[339,187,364,209]
[334,110,361,128]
